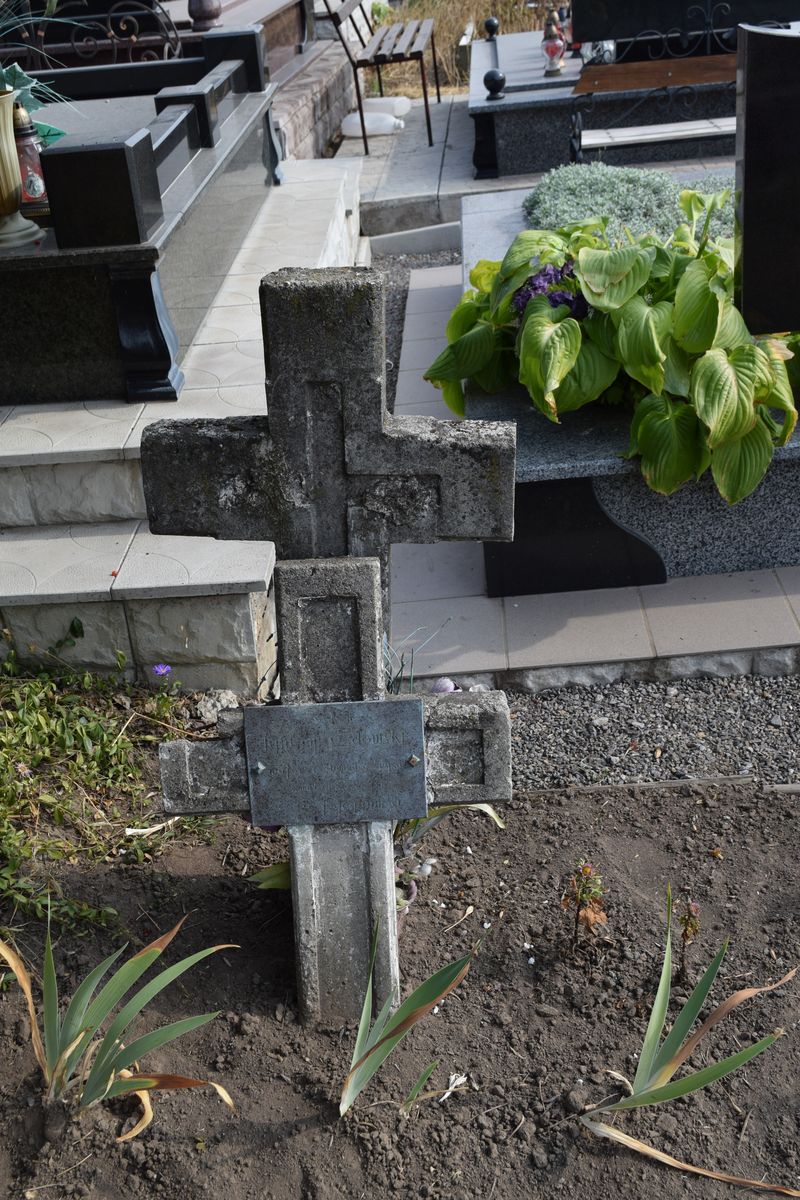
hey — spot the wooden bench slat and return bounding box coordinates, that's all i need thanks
[356,26,390,64]
[373,22,405,63]
[325,0,363,28]
[581,115,735,150]
[391,19,419,61]
[574,53,737,94]
[409,17,434,58]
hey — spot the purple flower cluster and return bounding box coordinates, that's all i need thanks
[512,258,588,320]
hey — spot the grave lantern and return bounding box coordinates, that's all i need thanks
[13,102,47,224]
[541,12,566,75]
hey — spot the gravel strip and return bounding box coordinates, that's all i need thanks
[509,674,800,790]
[371,248,460,411]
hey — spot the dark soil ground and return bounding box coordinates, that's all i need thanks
[2,766,799,1200]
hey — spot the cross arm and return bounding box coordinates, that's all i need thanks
[140,415,288,542]
[347,415,516,546]
[158,692,512,817]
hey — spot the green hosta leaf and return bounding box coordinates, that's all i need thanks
[424,322,495,384]
[517,304,582,419]
[690,344,771,447]
[678,188,707,226]
[583,310,619,360]
[489,263,532,319]
[673,258,722,353]
[662,336,691,398]
[446,299,482,343]
[468,260,500,294]
[576,245,655,312]
[472,341,518,393]
[556,339,620,412]
[716,238,735,272]
[649,245,677,280]
[616,296,669,395]
[711,415,774,504]
[758,339,798,446]
[499,229,567,278]
[441,380,465,416]
[714,302,752,350]
[635,395,706,494]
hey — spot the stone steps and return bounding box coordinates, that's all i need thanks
[0,522,277,694]
[0,157,362,694]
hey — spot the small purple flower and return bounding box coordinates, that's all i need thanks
[152,663,171,677]
[431,676,460,694]
[548,289,574,310]
[560,259,575,279]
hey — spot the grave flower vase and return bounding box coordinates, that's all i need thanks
[0,90,41,248]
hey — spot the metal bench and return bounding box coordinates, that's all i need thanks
[322,0,441,155]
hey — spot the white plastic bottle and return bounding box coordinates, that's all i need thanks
[341,111,405,137]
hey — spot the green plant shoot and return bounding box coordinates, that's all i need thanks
[579,886,798,1194]
[0,914,236,1140]
[340,927,474,1116]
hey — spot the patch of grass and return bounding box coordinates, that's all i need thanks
[522,162,735,244]
[0,657,206,931]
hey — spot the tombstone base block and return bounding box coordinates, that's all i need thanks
[289,820,399,1026]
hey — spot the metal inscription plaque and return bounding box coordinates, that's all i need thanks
[244,698,427,826]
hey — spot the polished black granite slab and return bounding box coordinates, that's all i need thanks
[736,24,800,335]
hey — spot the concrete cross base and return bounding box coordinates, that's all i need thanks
[289,821,398,1026]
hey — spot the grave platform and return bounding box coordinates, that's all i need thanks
[389,265,800,691]
[455,180,800,594]
[468,31,736,178]
[0,156,364,691]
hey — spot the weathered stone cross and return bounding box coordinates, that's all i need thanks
[140,268,517,1025]
[141,268,515,617]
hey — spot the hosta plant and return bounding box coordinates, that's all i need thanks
[579,888,798,1194]
[424,188,799,505]
[0,915,235,1141]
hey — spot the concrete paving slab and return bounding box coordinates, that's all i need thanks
[392,594,507,674]
[0,402,143,467]
[112,525,275,598]
[399,337,447,371]
[640,571,800,657]
[0,521,138,604]
[194,304,263,345]
[505,586,652,668]
[391,541,486,602]
[124,386,266,457]
[776,566,800,626]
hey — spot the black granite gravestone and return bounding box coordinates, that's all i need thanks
[736,23,800,334]
[572,0,800,46]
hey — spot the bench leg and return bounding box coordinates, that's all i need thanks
[375,63,384,97]
[353,68,369,155]
[419,57,433,146]
[430,30,442,103]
